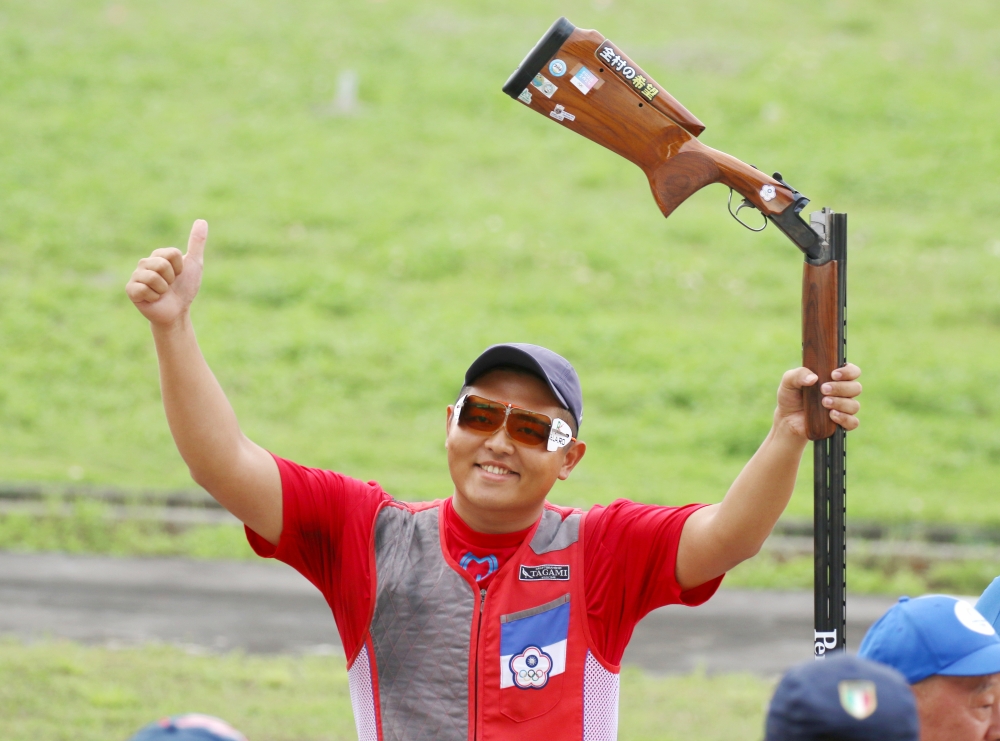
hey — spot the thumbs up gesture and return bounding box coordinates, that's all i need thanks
[126,220,208,326]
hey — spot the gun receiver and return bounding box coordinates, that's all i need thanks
[502,17,827,263]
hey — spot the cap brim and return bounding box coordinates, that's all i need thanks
[937,642,1000,678]
[465,346,572,417]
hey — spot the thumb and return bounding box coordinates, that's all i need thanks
[782,366,819,391]
[186,219,208,263]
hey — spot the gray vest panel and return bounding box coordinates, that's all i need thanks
[371,505,474,741]
[530,509,581,554]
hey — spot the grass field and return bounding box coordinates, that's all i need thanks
[0,640,771,741]
[2,0,1000,525]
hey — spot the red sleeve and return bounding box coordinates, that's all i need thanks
[583,499,723,666]
[244,454,391,657]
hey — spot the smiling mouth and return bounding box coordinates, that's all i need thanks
[478,463,516,476]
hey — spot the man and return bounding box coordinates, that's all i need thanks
[765,654,919,741]
[859,595,1000,741]
[126,220,862,740]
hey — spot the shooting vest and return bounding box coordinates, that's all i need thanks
[345,500,621,741]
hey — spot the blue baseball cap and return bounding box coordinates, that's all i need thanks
[976,577,1000,632]
[465,343,583,430]
[128,714,247,741]
[765,654,918,741]
[858,595,1000,684]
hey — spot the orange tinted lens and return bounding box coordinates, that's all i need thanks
[459,396,507,432]
[507,409,552,447]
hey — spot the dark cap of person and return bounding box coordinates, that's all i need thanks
[465,343,583,430]
[765,654,919,741]
[128,714,247,741]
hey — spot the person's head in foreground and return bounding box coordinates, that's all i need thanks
[859,595,1000,741]
[446,342,587,532]
[765,653,918,741]
[128,713,247,741]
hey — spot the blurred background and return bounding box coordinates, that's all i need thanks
[1,0,998,738]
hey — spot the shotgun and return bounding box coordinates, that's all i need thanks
[502,17,848,656]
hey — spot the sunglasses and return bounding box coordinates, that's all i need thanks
[455,394,575,451]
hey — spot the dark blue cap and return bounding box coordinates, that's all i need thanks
[128,714,247,741]
[765,654,919,741]
[975,577,1000,633]
[465,343,583,430]
[858,595,1000,684]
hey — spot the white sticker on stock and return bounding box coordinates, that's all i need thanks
[548,104,575,123]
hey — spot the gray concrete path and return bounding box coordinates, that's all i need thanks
[0,552,900,675]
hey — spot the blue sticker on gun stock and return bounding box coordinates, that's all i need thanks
[548,59,567,77]
[595,41,660,102]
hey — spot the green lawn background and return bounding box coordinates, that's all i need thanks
[1,641,770,741]
[2,0,999,524]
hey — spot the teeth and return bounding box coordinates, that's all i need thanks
[482,464,510,475]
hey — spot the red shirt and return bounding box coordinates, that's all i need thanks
[246,455,722,666]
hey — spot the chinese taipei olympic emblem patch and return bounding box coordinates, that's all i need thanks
[500,596,570,690]
[510,646,553,688]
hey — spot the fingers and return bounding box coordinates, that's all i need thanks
[822,395,860,415]
[186,219,208,262]
[821,363,863,399]
[137,254,179,285]
[125,222,205,310]
[782,367,819,390]
[131,267,170,295]
[125,279,161,304]
[830,408,860,431]
[824,364,862,430]
[831,363,861,381]
[820,380,862,399]
[126,249,178,304]
[150,247,184,278]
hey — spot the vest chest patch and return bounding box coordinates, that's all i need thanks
[510,646,553,688]
[460,552,498,582]
[519,564,569,581]
[500,596,570,690]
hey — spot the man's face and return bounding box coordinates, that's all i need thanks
[912,673,1000,741]
[445,369,585,533]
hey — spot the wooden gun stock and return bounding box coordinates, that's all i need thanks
[501,19,823,258]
